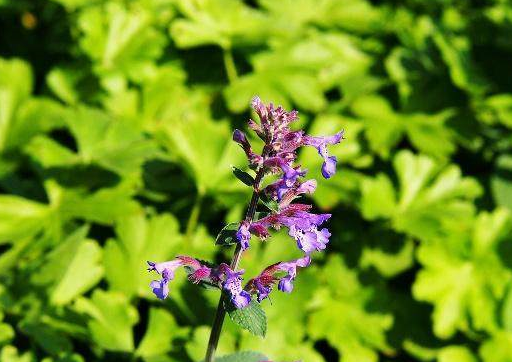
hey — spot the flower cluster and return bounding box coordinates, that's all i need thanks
[147,257,251,308]
[147,97,343,308]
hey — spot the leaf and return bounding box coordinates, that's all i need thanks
[491,155,512,212]
[438,346,477,362]
[413,209,512,338]
[0,346,34,362]
[361,150,482,240]
[231,166,254,187]
[136,308,187,359]
[0,57,32,152]
[156,112,247,196]
[19,321,72,355]
[64,106,159,178]
[225,32,371,113]
[213,351,268,362]
[0,195,54,244]
[351,95,456,159]
[32,226,104,305]
[74,290,138,352]
[170,0,270,49]
[309,256,393,362]
[77,2,166,83]
[0,322,14,345]
[215,222,240,246]
[103,212,183,298]
[226,300,267,337]
[186,326,236,362]
[480,332,512,362]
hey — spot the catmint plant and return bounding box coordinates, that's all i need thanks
[147,97,344,362]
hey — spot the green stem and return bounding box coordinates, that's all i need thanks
[186,193,203,238]
[204,168,265,362]
[223,48,238,83]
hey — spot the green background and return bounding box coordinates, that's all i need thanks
[1,0,512,361]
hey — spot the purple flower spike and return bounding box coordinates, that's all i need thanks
[303,131,344,179]
[236,221,251,250]
[222,265,251,308]
[277,256,311,293]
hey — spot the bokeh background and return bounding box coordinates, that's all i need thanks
[1,0,512,361]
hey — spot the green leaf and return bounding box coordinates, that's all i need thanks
[0,346,34,362]
[186,326,236,362]
[74,290,138,352]
[0,57,32,152]
[32,226,103,305]
[351,95,456,159]
[491,155,512,212]
[213,351,268,362]
[0,322,14,345]
[438,346,477,362]
[309,256,394,362]
[361,150,482,240]
[0,195,54,243]
[19,321,72,355]
[157,112,247,196]
[104,212,183,297]
[64,106,159,178]
[413,208,512,338]
[215,222,239,246]
[480,332,512,362]
[226,300,267,337]
[170,0,270,49]
[136,308,186,359]
[231,166,254,187]
[78,2,166,83]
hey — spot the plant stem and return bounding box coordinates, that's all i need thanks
[186,193,203,239]
[204,168,265,362]
[223,48,238,83]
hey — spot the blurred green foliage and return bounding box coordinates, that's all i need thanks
[0,0,512,361]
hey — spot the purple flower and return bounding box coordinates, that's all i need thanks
[233,129,261,167]
[277,256,311,293]
[150,279,169,299]
[245,256,311,300]
[288,224,331,254]
[303,131,344,179]
[220,264,251,308]
[257,205,331,254]
[236,221,251,250]
[263,157,306,186]
[269,179,317,207]
[244,263,280,302]
[147,260,183,300]
[147,256,213,300]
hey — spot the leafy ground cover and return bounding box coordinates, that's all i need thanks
[0,0,512,361]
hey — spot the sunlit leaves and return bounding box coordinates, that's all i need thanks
[308,256,393,362]
[77,2,166,84]
[104,212,182,297]
[361,150,482,240]
[413,209,512,338]
[74,290,138,352]
[170,0,270,49]
[32,226,103,305]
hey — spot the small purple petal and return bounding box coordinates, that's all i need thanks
[278,276,294,293]
[236,221,251,250]
[150,279,169,300]
[321,156,337,179]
